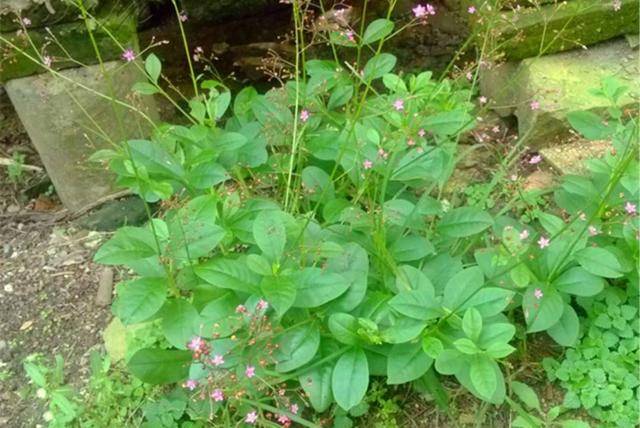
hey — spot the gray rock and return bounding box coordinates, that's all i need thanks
[5,61,158,211]
[481,38,639,148]
[75,196,149,231]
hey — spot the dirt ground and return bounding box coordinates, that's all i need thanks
[0,94,112,427]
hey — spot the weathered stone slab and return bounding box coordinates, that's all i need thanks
[5,60,158,211]
[540,139,611,175]
[0,9,137,82]
[488,0,639,60]
[481,38,639,147]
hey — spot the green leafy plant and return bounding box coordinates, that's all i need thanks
[22,352,158,427]
[507,380,591,428]
[7,152,26,183]
[84,1,639,425]
[543,288,639,428]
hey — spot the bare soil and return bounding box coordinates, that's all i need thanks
[0,100,111,427]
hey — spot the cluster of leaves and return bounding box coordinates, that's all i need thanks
[543,288,639,428]
[23,352,158,427]
[90,8,639,426]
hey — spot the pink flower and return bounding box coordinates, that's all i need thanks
[121,48,136,62]
[299,109,310,122]
[426,4,436,15]
[211,354,225,366]
[407,138,415,146]
[537,236,550,249]
[529,155,542,165]
[211,388,224,402]
[277,414,291,425]
[418,128,426,137]
[479,96,487,104]
[377,148,388,159]
[187,336,203,351]
[245,365,256,378]
[183,379,198,390]
[256,299,269,310]
[363,159,373,169]
[290,404,299,414]
[393,99,404,111]
[345,30,355,42]
[625,201,637,215]
[468,6,476,14]
[43,56,52,68]
[492,125,500,133]
[466,71,473,81]
[235,304,247,313]
[530,100,540,110]
[613,0,622,11]
[22,17,31,26]
[588,226,598,236]
[534,288,543,300]
[412,4,427,18]
[179,12,188,22]
[245,411,258,424]
[519,229,529,240]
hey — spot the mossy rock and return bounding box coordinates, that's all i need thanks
[0,4,138,82]
[481,0,639,60]
[0,0,99,32]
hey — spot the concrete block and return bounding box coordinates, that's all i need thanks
[5,60,158,211]
[490,0,639,60]
[481,38,639,147]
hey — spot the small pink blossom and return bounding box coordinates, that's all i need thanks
[530,100,540,110]
[245,411,258,424]
[534,288,544,300]
[479,96,487,104]
[235,304,247,313]
[537,236,550,249]
[183,379,198,390]
[187,336,203,351]
[393,99,404,111]
[468,6,476,14]
[22,17,31,26]
[299,109,310,122]
[363,159,373,169]
[466,71,473,81]
[121,48,136,62]
[418,128,426,137]
[43,56,52,68]
[625,201,637,215]
[211,388,224,401]
[377,148,388,159]
[211,354,225,366]
[290,404,299,414]
[344,30,355,42]
[412,4,427,18]
[407,138,416,147]
[492,125,500,133]
[277,414,291,425]
[519,229,529,240]
[256,299,269,310]
[529,155,542,165]
[245,365,256,378]
[179,12,188,22]
[588,226,598,236]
